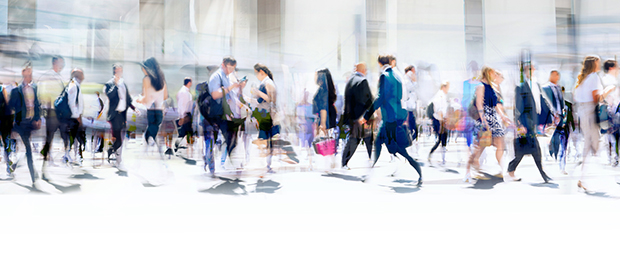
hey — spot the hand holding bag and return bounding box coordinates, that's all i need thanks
[312,128,336,156]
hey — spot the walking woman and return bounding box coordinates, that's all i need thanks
[137,57,168,156]
[312,68,338,172]
[465,66,511,183]
[252,63,279,173]
[574,56,614,191]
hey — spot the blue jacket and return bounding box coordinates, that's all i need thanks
[364,66,407,123]
[10,82,41,124]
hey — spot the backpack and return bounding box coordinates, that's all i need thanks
[54,82,79,120]
[196,81,223,119]
[426,102,434,119]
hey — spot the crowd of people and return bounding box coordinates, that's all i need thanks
[0,53,619,194]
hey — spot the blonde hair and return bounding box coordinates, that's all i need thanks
[478,66,495,84]
[575,56,600,88]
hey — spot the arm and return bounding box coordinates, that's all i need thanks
[163,83,168,100]
[136,77,148,104]
[67,83,78,116]
[475,85,486,125]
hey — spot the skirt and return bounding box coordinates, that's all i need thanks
[474,105,505,138]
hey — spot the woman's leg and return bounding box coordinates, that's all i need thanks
[492,136,505,172]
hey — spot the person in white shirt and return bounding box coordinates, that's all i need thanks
[59,68,85,165]
[428,82,450,165]
[175,77,194,153]
[104,64,136,167]
[402,65,419,155]
[601,59,619,166]
[573,56,614,192]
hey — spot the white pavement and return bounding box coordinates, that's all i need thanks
[1,133,620,263]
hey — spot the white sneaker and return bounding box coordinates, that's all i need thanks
[342,165,350,170]
[33,179,61,194]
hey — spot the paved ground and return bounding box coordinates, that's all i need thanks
[2,133,620,263]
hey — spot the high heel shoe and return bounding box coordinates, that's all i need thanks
[577,181,588,192]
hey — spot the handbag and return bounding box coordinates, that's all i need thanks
[596,102,610,130]
[478,128,492,147]
[312,129,336,156]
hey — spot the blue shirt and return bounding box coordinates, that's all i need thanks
[208,68,231,104]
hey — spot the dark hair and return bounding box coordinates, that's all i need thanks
[404,65,415,73]
[184,77,192,86]
[550,70,560,75]
[141,57,166,91]
[316,68,337,107]
[604,60,617,73]
[387,54,396,63]
[223,56,237,66]
[52,55,64,65]
[113,64,123,75]
[254,63,274,81]
[378,54,392,66]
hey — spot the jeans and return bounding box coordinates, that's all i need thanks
[202,117,225,173]
[145,110,163,144]
[14,121,37,182]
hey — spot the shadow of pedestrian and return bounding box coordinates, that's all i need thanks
[585,191,620,199]
[530,182,559,189]
[381,185,421,194]
[321,173,363,182]
[199,179,248,195]
[47,181,81,193]
[115,170,128,177]
[71,173,102,180]
[179,156,197,165]
[468,174,503,190]
[254,179,281,194]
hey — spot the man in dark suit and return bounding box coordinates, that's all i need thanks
[341,62,374,169]
[507,63,552,183]
[104,64,135,167]
[360,55,422,186]
[10,62,60,193]
[543,70,570,174]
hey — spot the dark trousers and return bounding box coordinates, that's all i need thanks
[430,117,448,155]
[341,122,373,166]
[508,142,550,181]
[41,109,60,160]
[407,111,417,140]
[145,110,163,143]
[202,117,226,172]
[110,112,127,153]
[14,121,36,182]
[60,118,83,158]
[0,115,13,166]
[373,122,422,178]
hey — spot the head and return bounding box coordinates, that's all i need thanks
[70,68,84,83]
[22,61,33,83]
[355,62,367,76]
[316,68,336,104]
[404,65,416,81]
[377,54,392,67]
[388,55,397,68]
[440,81,450,93]
[221,56,237,75]
[576,56,601,87]
[141,57,165,91]
[52,55,65,73]
[113,64,123,78]
[478,66,496,84]
[494,70,504,85]
[94,91,100,97]
[604,59,618,75]
[523,63,536,79]
[549,70,560,84]
[254,63,273,82]
[184,77,192,87]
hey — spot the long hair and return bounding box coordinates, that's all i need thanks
[316,68,336,106]
[141,57,165,91]
[575,56,600,88]
[253,63,273,81]
[478,66,495,84]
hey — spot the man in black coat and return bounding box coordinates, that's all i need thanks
[104,64,135,166]
[10,63,61,193]
[507,64,552,183]
[340,62,374,169]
